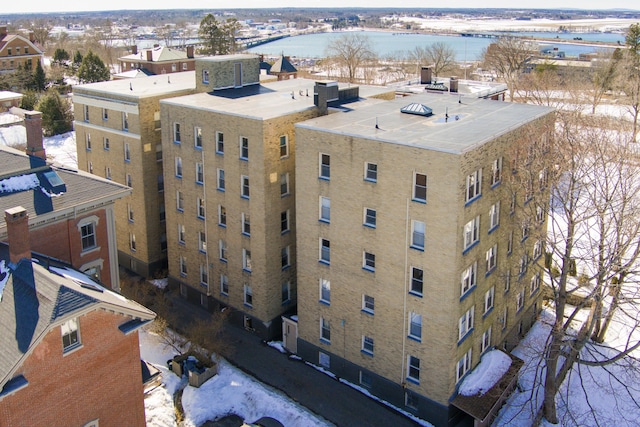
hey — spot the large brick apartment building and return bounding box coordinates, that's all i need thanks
[294,95,554,426]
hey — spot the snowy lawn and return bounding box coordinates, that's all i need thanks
[0,124,77,169]
[139,329,333,427]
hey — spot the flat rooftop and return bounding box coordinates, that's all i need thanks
[161,78,393,121]
[72,71,195,99]
[297,94,554,154]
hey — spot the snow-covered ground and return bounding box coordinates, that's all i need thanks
[139,329,334,427]
[0,122,77,169]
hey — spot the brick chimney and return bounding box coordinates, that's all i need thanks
[0,26,7,39]
[131,45,138,55]
[5,207,31,265]
[186,45,194,59]
[146,50,153,62]
[28,31,35,43]
[449,76,459,93]
[24,111,46,160]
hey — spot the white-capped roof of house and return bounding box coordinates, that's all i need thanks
[119,46,190,63]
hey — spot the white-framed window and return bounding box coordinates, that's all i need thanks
[486,244,498,274]
[538,168,548,190]
[80,221,97,251]
[124,143,130,161]
[320,278,330,304]
[456,349,472,382]
[279,135,289,158]
[175,157,182,177]
[197,198,205,219]
[84,105,89,121]
[489,202,500,231]
[362,208,376,228]
[281,281,291,304]
[122,112,129,131]
[533,240,543,260]
[126,173,133,188]
[173,123,181,143]
[410,267,424,296]
[362,295,375,314]
[461,261,477,296]
[61,318,80,352]
[281,210,290,233]
[244,284,253,307]
[85,133,91,150]
[105,166,111,180]
[88,161,93,174]
[319,153,330,179]
[218,205,226,226]
[363,251,375,272]
[216,131,224,153]
[491,157,503,186]
[530,272,541,295]
[516,289,525,312]
[320,238,330,264]
[240,136,249,160]
[280,173,290,196]
[505,269,511,293]
[281,246,290,269]
[241,175,250,198]
[466,169,482,202]
[103,137,109,150]
[481,326,492,353]
[242,248,252,272]
[176,190,184,211]
[459,306,474,341]
[219,239,227,261]
[159,202,166,222]
[362,336,374,355]
[127,204,134,222]
[510,192,517,214]
[198,231,207,253]
[102,108,108,121]
[413,172,427,202]
[507,230,514,255]
[171,63,177,72]
[179,256,187,276]
[519,253,529,277]
[484,286,495,314]
[411,220,425,250]
[177,224,185,244]
[202,69,209,83]
[502,306,508,330]
[407,355,420,383]
[200,264,209,286]
[365,162,377,182]
[536,204,546,223]
[242,212,250,236]
[217,168,225,191]
[409,312,422,341]
[319,197,330,222]
[194,126,202,148]
[319,351,330,368]
[320,317,331,342]
[220,274,229,295]
[196,162,204,184]
[463,216,480,250]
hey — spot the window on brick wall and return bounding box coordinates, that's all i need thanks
[61,318,80,352]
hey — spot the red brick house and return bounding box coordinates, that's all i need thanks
[0,206,155,427]
[0,112,131,290]
[118,45,196,75]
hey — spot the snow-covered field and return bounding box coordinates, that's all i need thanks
[0,123,77,168]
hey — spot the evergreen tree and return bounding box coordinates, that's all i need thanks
[198,14,239,55]
[72,51,83,73]
[36,90,73,136]
[33,61,47,92]
[77,51,110,83]
[53,48,70,66]
[20,91,39,110]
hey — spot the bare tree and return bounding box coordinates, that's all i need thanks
[513,111,640,424]
[324,33,377,83]
[587,51,620,114]
[408,42,456,78]
[482,36,535,101]
[616,53,640,142]
[30,20,52,47]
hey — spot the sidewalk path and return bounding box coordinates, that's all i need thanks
[167,293,421,427]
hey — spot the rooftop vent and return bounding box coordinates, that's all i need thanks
[401,103,433,117]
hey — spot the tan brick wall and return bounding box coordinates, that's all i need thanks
[0,310,146,427]
[195,56,260,92]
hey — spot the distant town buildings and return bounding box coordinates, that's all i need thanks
[118,45,196,77]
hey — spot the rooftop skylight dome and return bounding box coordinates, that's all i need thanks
[400,103,433,117]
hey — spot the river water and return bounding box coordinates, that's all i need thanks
[246,30,626,61]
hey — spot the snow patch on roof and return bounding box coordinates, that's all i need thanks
[0,260,9,302]
[0,173,39,193]
[458,349,512,396]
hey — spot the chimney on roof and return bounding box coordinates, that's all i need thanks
[25,111,45,160]
[0,26,7,39]
[146,50,153,62]
[186,45,194,59]
[5,207,31,265]
[450,76,459,93]
[420,66,432,85]
[28,31,35,43]
[132,45,138,55]
[314,81,339,115]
